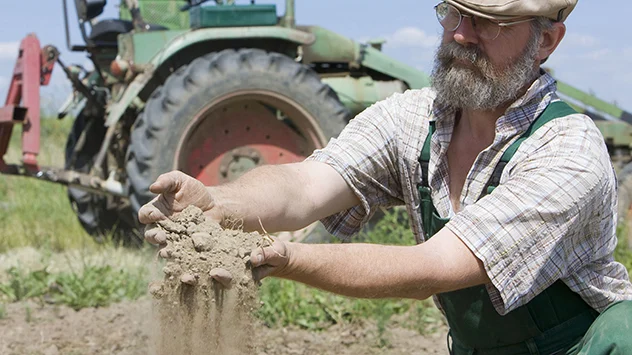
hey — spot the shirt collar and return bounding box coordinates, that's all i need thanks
[430,69,559,139]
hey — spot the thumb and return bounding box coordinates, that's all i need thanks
[250,241,288,268]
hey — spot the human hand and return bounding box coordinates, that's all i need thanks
[249,237,292,282]
[138,170,223,245]
[138,170,215,224]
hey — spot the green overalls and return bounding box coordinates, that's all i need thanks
[417,101,600,354]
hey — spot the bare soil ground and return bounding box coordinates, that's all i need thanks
[0,208,449,355]
[0,298,449,355]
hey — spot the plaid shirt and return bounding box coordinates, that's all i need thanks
[307,71,632,315]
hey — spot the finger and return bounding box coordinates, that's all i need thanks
[180,273,198,285]
[158,246,172,259]
[252,265,276,284]
[138,202,166,224]
[144,225,167,245]
[210,268,233,288]
[149,171,182,194]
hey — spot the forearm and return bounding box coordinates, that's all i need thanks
[269,229,490,300]
[280,242,438,300]
[209,161,358,233]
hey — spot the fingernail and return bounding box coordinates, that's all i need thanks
[256,254,263,264]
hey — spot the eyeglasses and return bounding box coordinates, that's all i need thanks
[434,2,534,40]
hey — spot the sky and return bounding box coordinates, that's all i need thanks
[0,0,630,114]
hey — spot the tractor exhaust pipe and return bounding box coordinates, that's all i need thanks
[282,0,295,28]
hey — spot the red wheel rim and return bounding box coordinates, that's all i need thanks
[175,90,328,186]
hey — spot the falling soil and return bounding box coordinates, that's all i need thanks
[148,205,265,355]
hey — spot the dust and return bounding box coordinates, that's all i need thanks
[148,205,265,355]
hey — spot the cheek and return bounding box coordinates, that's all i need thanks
[441,31,455,43]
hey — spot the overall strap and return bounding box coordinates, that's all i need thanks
[483,101,577,195]
[418,120,439,240]
[420,120,435,188]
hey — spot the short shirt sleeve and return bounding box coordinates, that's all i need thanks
[446,114,618,315]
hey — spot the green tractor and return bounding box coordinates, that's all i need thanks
[2,0,632,248]
[1,0,429,245]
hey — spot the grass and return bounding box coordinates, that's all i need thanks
[256,208,445,346]
[0,242,153,311]
[0,117,96,252]
[0,263,148,311]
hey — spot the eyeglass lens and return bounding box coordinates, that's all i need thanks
[435,2,501,40]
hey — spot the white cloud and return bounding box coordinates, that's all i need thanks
[580,48,610,61]
[385,27,439,49]
[563,33,599,48]
[0,42,19,60]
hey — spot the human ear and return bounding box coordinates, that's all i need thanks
[537,22,566,61]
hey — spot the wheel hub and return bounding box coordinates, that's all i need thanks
[220,146,262,181]
[178,92,325,187]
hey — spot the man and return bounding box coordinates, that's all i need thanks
[139,1,632,353]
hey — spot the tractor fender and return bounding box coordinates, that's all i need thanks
[298,25,432,91]
[105,26,316,127]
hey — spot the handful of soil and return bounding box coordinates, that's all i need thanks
[148,205,265,355]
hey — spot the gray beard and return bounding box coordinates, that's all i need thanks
[430,36,540,111]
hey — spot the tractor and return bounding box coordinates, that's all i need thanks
[2,0,632,248]
[1,0,429,245]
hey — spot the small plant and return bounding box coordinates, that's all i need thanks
[0,263,149,311]
[53,264,147,310]
[256,208,444,347]
[24,304,32,323]
[0,267,53,302]
[0,303,6,319]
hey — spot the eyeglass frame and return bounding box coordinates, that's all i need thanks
[434,1,535,40]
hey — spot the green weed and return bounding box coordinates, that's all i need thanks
[0,267,53,301]
[256,209,444,347]
[24,303,32,323]
[615,234,632,273]
[0,303,6,319]
[0,262,148,311]
[53,264,147,310]
[0,117,95,252]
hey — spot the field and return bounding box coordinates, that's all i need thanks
[0,117,449,354]
[1,117,631,355]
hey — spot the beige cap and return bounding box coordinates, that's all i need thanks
[445,0,577,22]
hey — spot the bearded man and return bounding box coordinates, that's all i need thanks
[140,1,632,353]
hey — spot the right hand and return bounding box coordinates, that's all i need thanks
[138,170,220,244]
[250,237,292,283]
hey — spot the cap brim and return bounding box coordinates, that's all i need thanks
[444,0,523,21]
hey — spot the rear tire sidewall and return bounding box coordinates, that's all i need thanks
[126,49,350,214]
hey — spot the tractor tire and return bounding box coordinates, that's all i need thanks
[65,112,141,246]
[617,162,632,249]
[126,48,351,240]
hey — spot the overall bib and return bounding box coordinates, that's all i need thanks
[417,101,599,354]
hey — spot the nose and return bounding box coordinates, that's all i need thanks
[452,17,479,45]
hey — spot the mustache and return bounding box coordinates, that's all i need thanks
[435,41,495,77]
[437,41,482,64]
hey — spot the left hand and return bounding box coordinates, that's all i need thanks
[249,238,292,282]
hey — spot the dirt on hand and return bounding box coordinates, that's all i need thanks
[148,205,266,355]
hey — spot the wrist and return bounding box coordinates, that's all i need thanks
[274,241,303,279]
[203,186,226,224]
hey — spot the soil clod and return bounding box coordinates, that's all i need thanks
[149,205,265,355]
